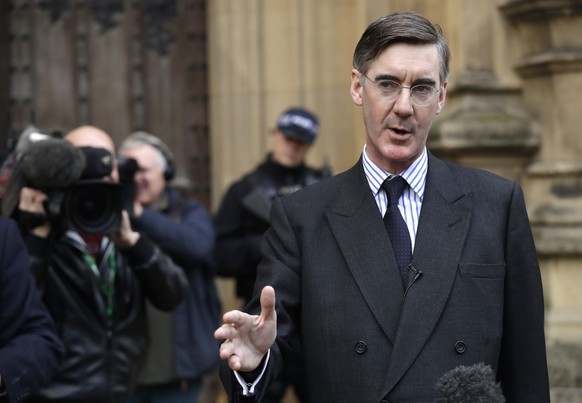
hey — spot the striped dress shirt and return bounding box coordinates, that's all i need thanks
[362,145,427,251]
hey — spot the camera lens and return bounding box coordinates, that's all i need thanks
[64,180,123,234]
[77,193,112,221]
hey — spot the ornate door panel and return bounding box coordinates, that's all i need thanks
[1,0,210,206]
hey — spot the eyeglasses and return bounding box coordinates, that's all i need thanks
[361,73,441,107]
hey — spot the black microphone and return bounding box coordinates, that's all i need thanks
[435,362,505,402]
[19,138,86,189]
[404,264,423,299]
[1,137,86,217]
[408,263,423,283]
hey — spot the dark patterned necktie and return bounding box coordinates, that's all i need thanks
[382,176,412,286]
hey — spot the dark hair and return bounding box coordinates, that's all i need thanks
[352,11,450,85]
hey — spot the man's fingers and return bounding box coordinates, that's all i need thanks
[219,339,234,359]
[227,355,242,371]
[222,310,245,327]
[214,325,228,341]
[219,339,242,371]
[214,310,247,341]
[218,287,275,328]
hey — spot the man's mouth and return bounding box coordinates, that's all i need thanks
[390,126,411,135]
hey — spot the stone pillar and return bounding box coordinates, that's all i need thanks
[500,0,582,339]
[428,0,540,181]
[208,0,365,214]
[500,1,582,399]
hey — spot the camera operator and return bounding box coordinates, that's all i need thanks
[12,125,188,403]
[118,131,219,403]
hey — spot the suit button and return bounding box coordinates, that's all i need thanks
[355,341,367,354]
[455,341,466,354]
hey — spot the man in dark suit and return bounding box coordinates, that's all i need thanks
[0,216,64,402]
[215,11,550,402]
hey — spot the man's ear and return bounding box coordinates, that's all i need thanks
[435,81,447,115]
[350,69,364,106]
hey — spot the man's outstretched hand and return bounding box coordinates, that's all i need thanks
[215,286,277,372]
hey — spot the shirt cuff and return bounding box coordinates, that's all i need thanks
[234,349,271,396]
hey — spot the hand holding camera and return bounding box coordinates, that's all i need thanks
[109,210,140,249]
[18,187,51,237]
[9,135,139,236]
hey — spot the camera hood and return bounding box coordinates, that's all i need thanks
[63,179,123,234]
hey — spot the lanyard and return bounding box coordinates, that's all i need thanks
[84,249,117,319]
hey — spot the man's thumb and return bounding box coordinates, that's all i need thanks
[260,286,276,320]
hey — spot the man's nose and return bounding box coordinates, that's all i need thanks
[392,88,414,116]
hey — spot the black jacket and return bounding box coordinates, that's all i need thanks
[215,154,330,303]
[25,231,187,403]
[0,217,64,403]
[132,187,220,380]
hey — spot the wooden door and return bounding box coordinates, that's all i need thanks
[0,0,210,206]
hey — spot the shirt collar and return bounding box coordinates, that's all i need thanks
[362,144,428,200]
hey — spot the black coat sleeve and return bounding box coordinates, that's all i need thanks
[0,217,64,402]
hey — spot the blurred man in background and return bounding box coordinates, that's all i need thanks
[215,107,330,306]
[214,107,330,402]
[119,131,220,403]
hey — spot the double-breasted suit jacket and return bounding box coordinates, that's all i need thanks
[223,152,549,402]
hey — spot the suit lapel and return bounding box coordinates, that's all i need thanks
[326,160,404,344]
[382,154,474,394]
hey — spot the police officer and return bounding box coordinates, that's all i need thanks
[214,106,330,403]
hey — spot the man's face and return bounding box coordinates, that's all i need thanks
[65,126,119,182]
[350,43,447,173]
[120,144,166,207]
[270,131,311,168]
